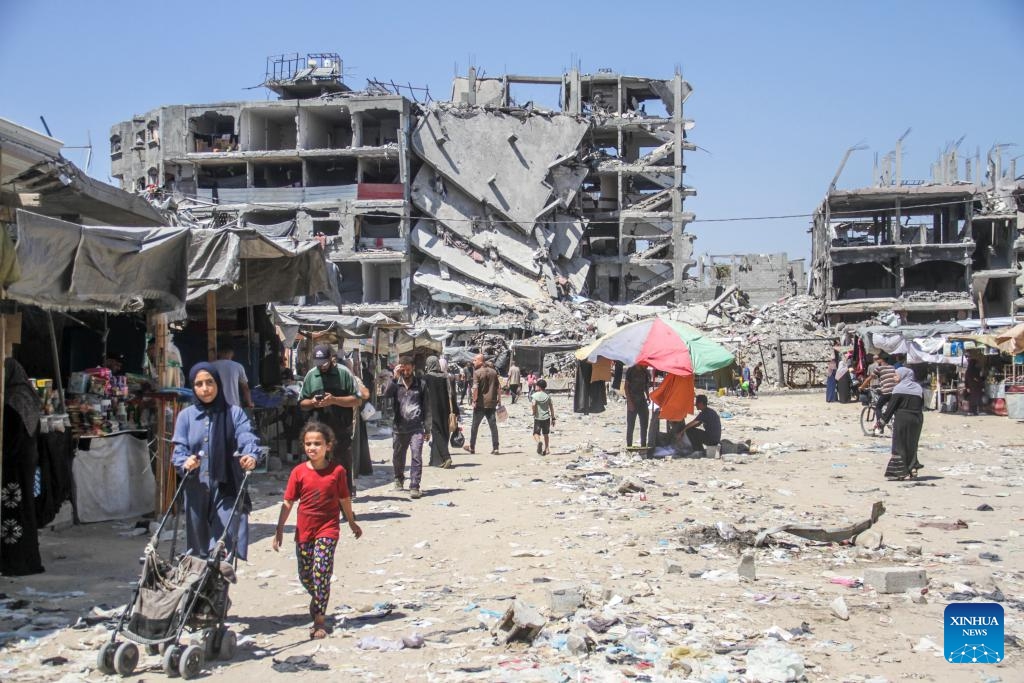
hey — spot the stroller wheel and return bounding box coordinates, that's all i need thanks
[218,629,237,661]
[178,644,204,680]
[162,645,182,677]
[198,627,217,660]
[96,641,117,675]
[114,642,139,676]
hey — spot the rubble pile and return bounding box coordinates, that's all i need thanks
[667,293,832,386]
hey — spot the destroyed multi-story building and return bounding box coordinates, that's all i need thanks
[691,253,805,307]
[109,54,697,318]
[810,141,1023,324]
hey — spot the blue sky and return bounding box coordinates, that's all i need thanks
[2,0,1021,262]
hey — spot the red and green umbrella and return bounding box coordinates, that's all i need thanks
[574,317,734,376]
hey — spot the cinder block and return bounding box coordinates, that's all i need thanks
[547,583,584,617]
[863,567,927,594]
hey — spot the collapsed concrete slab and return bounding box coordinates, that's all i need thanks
[410,221,547,299]
[410,106,590,231]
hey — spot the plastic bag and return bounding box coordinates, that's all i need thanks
[361,402,378,420]
[496,404,509,423]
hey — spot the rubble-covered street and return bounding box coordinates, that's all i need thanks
[2,391,1020,682]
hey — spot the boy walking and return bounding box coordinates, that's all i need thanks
[530,379,555,455]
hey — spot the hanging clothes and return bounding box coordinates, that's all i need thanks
[649,373,695,421]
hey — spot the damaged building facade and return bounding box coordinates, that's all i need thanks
[110,54,696,318]
[810,143,1024,324]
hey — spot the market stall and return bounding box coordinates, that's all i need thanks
[4,210,190,521]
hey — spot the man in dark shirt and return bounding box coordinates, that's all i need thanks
[680,395,721,452]
[382,356,430,498]
[469,354,500,454]
[624,364,650,448]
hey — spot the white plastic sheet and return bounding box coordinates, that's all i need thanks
[73,433,155,523]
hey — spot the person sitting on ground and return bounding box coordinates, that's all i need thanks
[530,378,555,455]
[678,395,722,453]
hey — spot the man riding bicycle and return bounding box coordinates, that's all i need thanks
[860,354,898,434]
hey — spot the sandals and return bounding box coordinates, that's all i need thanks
[309,626,328,640]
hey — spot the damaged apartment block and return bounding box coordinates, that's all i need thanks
[810,138,1024,324]
[109,55,697,317]
[110,53,411,315]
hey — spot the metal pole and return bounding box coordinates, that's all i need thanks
[47,312,65,413]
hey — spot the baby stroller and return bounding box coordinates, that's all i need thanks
[96,470,251,679]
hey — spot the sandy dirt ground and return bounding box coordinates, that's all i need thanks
[1,390,1021,682]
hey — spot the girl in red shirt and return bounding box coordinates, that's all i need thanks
[273,422,362,639]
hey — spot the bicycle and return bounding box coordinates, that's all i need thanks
[860,389,890,437]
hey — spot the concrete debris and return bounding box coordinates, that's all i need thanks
[754,501,886,547]
[493,599,546,644]
[863,567,928,594]
[737,553,757,581]
[546,584,584,618]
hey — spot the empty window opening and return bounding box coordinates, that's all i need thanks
[335,262,363,305]
[242,108,297,151]
[306,158,356,186]
[832,262,897,300]
[254,161,302,188]
[360,158,400,184]
[190,112,236,152]
[358,214,401,240]
[110,134,122,156]
[196,163,246,190]
[146,120,159,145]
[359,110,401,146]
[301,108,352,149]
[361,262,403,303]
[312,219,340,236]
[507,82,562,110]
[903,261,966,293]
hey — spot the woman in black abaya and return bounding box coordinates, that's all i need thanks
[881,367,925,480]
[423,356,457,468]
[1,358,45,575]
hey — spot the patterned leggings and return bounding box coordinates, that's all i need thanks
[296,537,337,616]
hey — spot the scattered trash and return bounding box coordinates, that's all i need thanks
[271,655,329,673]
[745,640,805,682]
[831,596,850,621]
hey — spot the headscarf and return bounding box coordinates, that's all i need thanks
[891,367,924,398]
[189,362,237,489]
[4,358,42,437]
[425,355,446,378]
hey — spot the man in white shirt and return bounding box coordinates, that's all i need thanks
[212,338,253,408]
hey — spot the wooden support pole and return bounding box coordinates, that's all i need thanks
[206,291,218,361]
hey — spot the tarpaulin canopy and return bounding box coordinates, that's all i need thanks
[7,210,189,313]
[575,317,735,376]
[187,228,334,309]
[271,305,403,346]
[994,323,1024,355]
